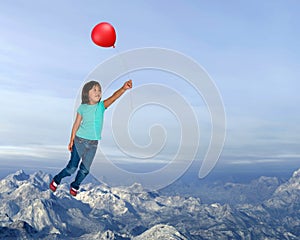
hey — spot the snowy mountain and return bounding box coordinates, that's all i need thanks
[161,175,284,205]
[0,169,299,239]
[133,224,187,240]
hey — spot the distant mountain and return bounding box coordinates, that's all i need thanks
[0,169,299,239]
[160,175,284,205]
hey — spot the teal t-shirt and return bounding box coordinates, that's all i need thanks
[76,101,106,140]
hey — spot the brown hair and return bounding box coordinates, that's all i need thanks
[81,81,101,104]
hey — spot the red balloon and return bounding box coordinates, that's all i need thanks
[91,22,116,48]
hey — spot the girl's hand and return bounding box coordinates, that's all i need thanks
[68,141,74,152]
[122,80,132,90]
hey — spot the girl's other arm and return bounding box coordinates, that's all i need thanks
[104,80,132,109]
[68,113,82,151]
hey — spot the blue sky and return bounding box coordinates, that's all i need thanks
[0,1,299,180]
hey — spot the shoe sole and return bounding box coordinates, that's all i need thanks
[49,180,58,192]
[70,188,78,196]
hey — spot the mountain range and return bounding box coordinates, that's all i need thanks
[0,168,299,239]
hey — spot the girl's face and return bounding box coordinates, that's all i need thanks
[88,85,102,104]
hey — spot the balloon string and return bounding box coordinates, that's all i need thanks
[114,48,134,111]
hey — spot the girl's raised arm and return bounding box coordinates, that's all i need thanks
[104,80,132,109]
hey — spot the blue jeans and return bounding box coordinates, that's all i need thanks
[53,136,98,190]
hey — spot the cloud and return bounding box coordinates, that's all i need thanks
[228,159,284,165]
[0,89,73,146]
[0,145,67,160]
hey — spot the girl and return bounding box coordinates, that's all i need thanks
[50,79,132,196]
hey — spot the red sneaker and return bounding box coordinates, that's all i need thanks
[49,180,58,192]
[70,187,78,197]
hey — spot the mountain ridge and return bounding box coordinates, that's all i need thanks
[0,168,299,239]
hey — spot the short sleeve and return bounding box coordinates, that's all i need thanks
[77,104,84,115]
[99,101,106,111]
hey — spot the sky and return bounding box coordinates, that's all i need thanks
[0,0,299,182]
